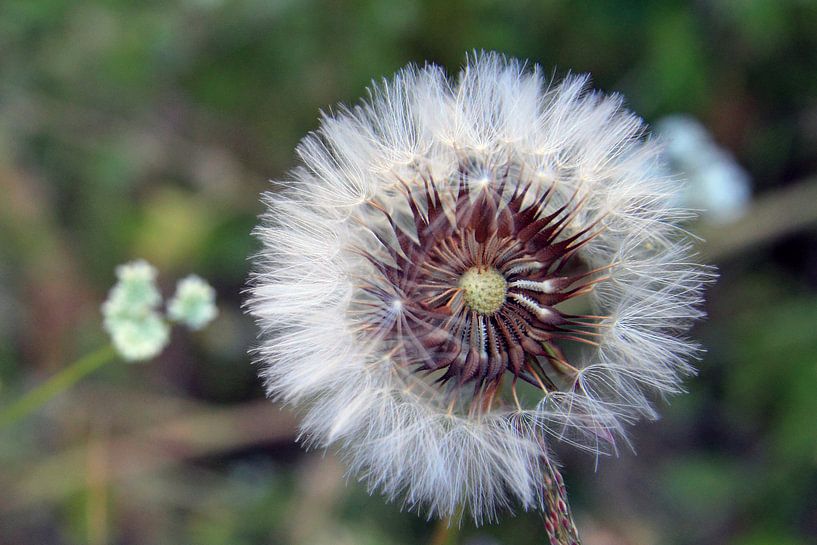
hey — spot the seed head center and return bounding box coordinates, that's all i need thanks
[459,267,507,315]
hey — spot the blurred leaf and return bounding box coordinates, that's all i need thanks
[133,187,218,271]
[660,455,745,518]
[732,527,806,545]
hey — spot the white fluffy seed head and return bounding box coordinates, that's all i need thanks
[247,52,713,523]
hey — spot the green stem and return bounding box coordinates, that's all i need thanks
[0,345,118,428]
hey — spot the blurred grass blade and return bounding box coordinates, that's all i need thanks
[0,345,117,428]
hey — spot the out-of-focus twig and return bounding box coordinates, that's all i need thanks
[86,419,110,545]
[1,398,297,512]
[699,176,817,262]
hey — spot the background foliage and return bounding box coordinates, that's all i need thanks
[1,1,816,544]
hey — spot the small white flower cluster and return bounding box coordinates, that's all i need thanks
[102,260,218,361]
[168,275,219,330]
[102,261,168,361]
[658,115,751,224]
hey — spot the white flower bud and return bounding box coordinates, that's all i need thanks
[102,260,169,362]
[107,311,170,361]
[167,275,218,330]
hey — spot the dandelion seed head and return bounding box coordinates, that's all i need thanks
[248,52,712,523]
[657,114,751,224]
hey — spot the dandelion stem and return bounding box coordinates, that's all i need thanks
[542,457,581,545]
[0,344,117,428]
[429,513,460,545]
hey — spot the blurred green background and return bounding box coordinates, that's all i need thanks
[1,1,817,544]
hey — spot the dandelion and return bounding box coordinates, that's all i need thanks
[248,52,711,538]
[657,114,751,224]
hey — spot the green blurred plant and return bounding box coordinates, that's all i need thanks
[0,260,217,428]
